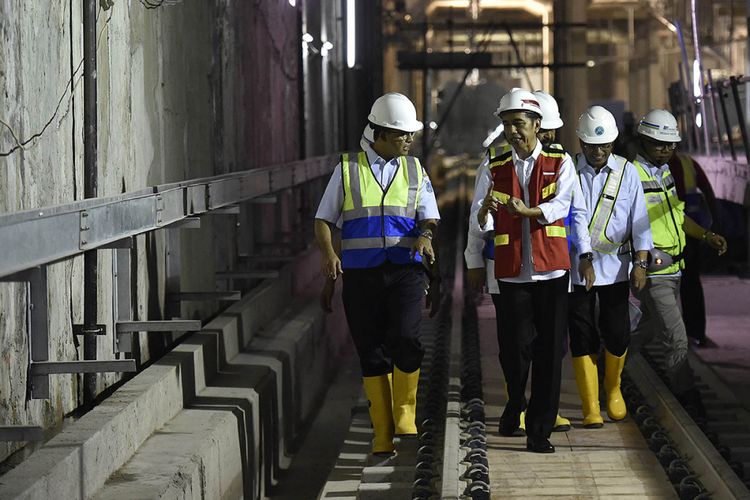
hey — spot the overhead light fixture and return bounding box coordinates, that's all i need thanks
[347,0,356,68]
[302,33,314,43]
[288,0,296,6]
[321,41,333,57]
[586,60,596,68]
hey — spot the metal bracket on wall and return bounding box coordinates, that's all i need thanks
[111,236,203,353]
[0,267,135,399]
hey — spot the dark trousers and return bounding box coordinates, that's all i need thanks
[680,238,706,341]
[342,262,426,377]
[569,281,631,358]
[496,274,568,439]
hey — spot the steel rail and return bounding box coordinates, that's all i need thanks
[627,353,750,498]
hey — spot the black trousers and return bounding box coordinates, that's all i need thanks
[496,273,568,439]
[342,262,426,377]
[680,238,706,341]
[568,281,631,358]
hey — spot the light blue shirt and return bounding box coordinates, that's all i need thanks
[569,153,653,286]
[315,143,440,228]
[468,141,591,283]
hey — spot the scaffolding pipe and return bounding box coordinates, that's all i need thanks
[83,0,98,406]
[690,0,710,156]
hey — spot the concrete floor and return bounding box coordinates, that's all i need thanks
[691,275,750,412]
[268,342,362,500]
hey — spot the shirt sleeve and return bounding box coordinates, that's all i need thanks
[417,169,441,221]
[537,153,577,225]
[314,163,344,229]
[628,164,654,252]
[569,179,592,255]
[468,157,494,236]
[464,232,487,269]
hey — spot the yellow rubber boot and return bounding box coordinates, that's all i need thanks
[363,375,395,454]
[604,350,627,421]
[572,355,604,428]
[519,411,525,432]
[553,414,571,432]
[392,367,420,436]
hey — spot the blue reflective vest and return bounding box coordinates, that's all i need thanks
[340,152,424,269]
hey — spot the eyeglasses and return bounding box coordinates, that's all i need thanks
[644,139,678,151]
[582,142,613,152]
[389,131,416,142]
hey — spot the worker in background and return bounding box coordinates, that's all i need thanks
[315,92,440,455]
[472,88,593,453]
[630,109,727,415]
[667,153,719,346]
[465,90,575,436]
[567,106,653,428]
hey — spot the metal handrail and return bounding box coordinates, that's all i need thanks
[0,154,338,279]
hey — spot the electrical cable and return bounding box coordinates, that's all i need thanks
[0,8,112,157]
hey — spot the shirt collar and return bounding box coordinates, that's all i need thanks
[364,143,388,167]
[511,139,542,165]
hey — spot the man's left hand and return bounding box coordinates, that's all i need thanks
[704,231,728,255]
[505,197,529,217]
[630,266,647,291]
[412,236,435,264]
[579,258,596,291]
[426,274,441,317]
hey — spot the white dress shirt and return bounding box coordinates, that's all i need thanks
[464,157,499,293]
[315,143,441,227]
[569,154,653,286]
[469,141,590,283]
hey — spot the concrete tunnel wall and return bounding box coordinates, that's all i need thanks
[0,0,305,464]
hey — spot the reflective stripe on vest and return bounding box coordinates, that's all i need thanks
[634,159,685,275]
[340,152,423,268]
[585,155,627,254]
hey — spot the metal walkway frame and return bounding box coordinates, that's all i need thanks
[0,154,336,440]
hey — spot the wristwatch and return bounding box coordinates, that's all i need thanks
[578,252,593,262]
[420,230,434,241]
[633,259,649,270]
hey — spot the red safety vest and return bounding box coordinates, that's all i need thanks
[488,144,571,278]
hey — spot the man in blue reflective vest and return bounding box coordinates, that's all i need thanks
[315,93,440,455]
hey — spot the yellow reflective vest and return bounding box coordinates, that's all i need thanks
[634,159,685,275]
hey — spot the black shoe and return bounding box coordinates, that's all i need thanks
[526,436,555,453]
[690,337,707,347]
[498,413,525,437]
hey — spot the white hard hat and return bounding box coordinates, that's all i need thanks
[362,124,374,144]
[532,90,564,129]
[637,109,681,142]
[576,105,619,144]
[368,93,423,133]
[493,88,542,118]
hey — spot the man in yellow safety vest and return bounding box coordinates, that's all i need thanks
[630,109,727,414]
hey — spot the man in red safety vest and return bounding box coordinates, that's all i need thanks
[473,88,593,453]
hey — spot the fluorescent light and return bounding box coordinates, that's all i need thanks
[288,0,296,6]
[695,112,702,128]
[347,0,356,68]
[692,59,702,97]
